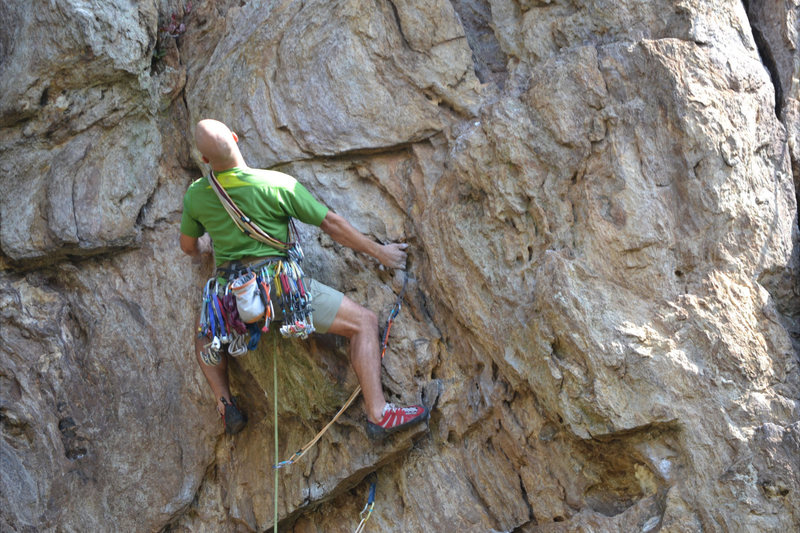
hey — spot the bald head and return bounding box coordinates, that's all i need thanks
[195,119,245,170]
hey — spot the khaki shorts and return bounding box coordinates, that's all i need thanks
[271,277,343,334]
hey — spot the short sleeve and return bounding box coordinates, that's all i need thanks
[180,193,205,237]
[283,181,329,226]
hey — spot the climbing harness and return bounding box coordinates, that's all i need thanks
[197,254,315,363]
[274,274,408,469]
[353,474,378,533]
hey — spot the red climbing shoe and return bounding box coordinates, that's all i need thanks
[220,397,247,435]
[366,403,428,439]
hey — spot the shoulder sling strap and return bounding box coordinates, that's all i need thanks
[207,170,297,251]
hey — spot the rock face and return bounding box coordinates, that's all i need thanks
[2,0,800,532]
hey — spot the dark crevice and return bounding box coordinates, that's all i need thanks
[742,1,800,329]
[518,473,536,524]
[742,0,783,119]
[271,139,423,169]
[135,187,156,227]
[449,0,508,88]
[386,0,411,50]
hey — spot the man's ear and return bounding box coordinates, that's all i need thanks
[232,132,239,143]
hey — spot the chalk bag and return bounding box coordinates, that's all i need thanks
[230,272,265,323]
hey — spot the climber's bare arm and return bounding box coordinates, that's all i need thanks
[319,211,407,269]
[180,233,199,257]
[180,233,212,260]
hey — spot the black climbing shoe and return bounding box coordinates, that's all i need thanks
[220,397,247,435]
[366,403,428,439]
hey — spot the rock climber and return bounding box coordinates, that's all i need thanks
[179,119,427,438]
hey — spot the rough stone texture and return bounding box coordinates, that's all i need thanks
[0,0,164,262]
[182,0,481,166]
[2,0,800,532]
[0,235,217,532]
[744,0,800,206]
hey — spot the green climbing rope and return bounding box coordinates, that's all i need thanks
[273,347,279,532]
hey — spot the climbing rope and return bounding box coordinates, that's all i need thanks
[272,344,279,533]
[274,385,362,468]
[274,274,409,469]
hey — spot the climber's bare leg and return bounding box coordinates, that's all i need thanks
[194,317,233,415]
[327,296,386,423]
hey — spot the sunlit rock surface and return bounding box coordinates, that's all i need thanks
[2,1,800,531]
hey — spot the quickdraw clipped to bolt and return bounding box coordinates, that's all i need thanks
[354,473,378,533]
[381,274,408,359]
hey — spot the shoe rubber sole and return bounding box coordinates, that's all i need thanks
[366,406,429,439]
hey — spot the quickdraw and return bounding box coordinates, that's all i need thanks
[380,274,407,359]
[353,474,378,533]
[199,278,229,366]
[274,258,314,338]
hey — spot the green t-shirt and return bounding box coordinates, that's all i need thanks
[180,167,329,265]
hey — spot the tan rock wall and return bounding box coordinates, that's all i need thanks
[1,1,800,532]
